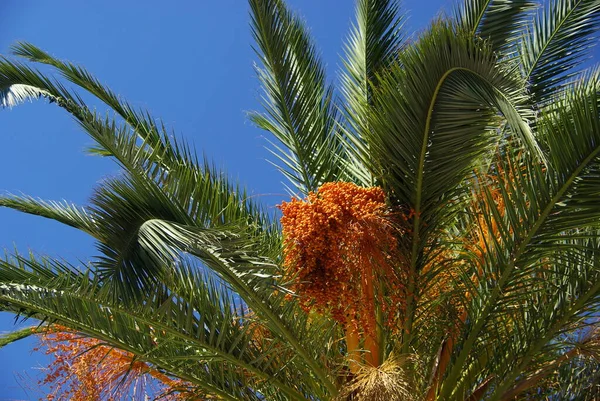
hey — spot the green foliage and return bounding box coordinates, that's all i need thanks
[1,0,600,399]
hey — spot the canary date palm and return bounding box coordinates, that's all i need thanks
[1,0,600,399]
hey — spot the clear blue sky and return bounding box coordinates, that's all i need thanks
[0,0,449,398]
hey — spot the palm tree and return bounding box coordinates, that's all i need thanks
[1,0,600,399]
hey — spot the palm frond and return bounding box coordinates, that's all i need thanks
[370,21,536,227]
[520,0,600,104]
[368,22,534,257]
[132,218,340,396]
[248,0,342,195]
[0,50,333,394]
[0,57,159,175]
[339,0,407,185]
[0,254,315,400]
[0,42,340,396]
[0,325,42,348]
[0,196,98,235]
[10,42,187,165]
[366,21,541,351]
[455,0,536,53]
[0,83,48,107]
[0,57,77,106]
[438,76,600,399]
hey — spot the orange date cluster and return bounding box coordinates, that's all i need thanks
[279,182,398,335]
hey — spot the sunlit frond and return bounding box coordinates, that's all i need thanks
[248,0,343,195]
[520,0,600,103]
[1,0,600,399]
[339,0,407,185]
[455,0,536,53]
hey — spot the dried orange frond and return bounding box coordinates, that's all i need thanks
[36,326,193,401]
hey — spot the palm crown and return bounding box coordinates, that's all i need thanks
[1,0,600,399]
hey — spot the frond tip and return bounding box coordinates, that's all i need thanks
[0,84,48,108]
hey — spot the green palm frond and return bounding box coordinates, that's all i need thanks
[0,253,322,400]
[0,175,337,395]
[11,42,184,165]
[0,56,77,106]
[520,0,600,104]
[438,75,600,399]
[0,57,160,175]
[0,196,97,235]
[132,218,339,394]
[463,234,600,400]
[0,325,42,348]
[248,0,343,195]
[369,22,535,227]
[455,0,536,52]
[339,0,407,185]
[551,340,600,401]
[366,26,538,342]
[0,44,341,395]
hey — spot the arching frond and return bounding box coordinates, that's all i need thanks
[438,73,600,400]
[0,254,322,400]
[11,42,186,166]
[0,196,97,235]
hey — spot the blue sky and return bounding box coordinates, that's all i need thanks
[0,0,452,398]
